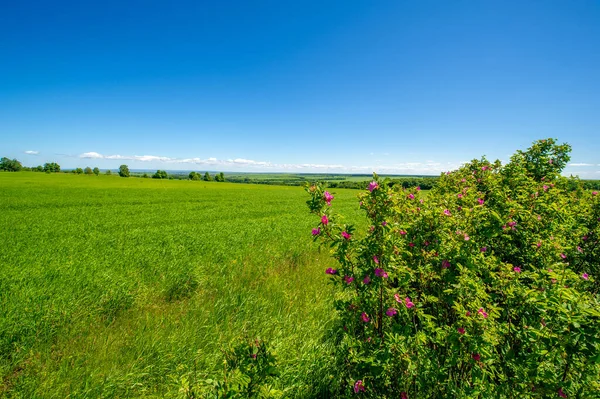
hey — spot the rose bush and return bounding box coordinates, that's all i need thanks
[307,139,599,398]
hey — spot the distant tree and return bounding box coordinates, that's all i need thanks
[142,173,149,178]
[105,169,112,175]
[0,157,23,172]
[153,170,168,179]
[22,166,32,171]
[34,165,44,172]
[203,172,212,181]
[93,167,100,176]
[118,165,130,177]
[189,171,200,180]
[84,167,93,175]
[74,167,84,174]
[214,172,225,182]
[43,162,60,173]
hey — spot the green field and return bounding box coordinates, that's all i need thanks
[0,173,365,398]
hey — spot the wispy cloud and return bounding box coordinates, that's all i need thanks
[24,150,39,155]
[568,162,595,167]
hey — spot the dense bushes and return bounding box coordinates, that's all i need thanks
[307,139,599,398]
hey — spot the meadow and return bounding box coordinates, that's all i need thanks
[0,172,365,398]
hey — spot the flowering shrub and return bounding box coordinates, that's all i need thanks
[306,139,600,398]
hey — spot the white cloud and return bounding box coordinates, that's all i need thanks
[568,163,594,167]
[80,152,104,159]
[24,150,39,155]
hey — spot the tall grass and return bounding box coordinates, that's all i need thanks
[0,173,365,397]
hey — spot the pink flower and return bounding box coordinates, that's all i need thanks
[478,308,488,318]
[458,327,465,335]
[401,392,408,399]
[477,198,484,205]
[323,191,334,205]
[543,185,549,192]
[408,193,415,199]
[321,214,329,225]
[464,234,470,241]
[399,230,407,235]
[386,308,398,317]
[405,297,415,308]
[408,242,415,247]
[341,231,351,240]
[373,255,379,264]
[549,159,554,164]
[363,276,371,285]
[593,191,598,196]
[250,353,257,359]
[381,221,387,226]
[461,178,466,182]
[368,181,378,192]
[513,266,521,273]
[443,209,451,216]
[537,241,542,248]
[374,268,388,278]
[458,193,463,199]
[442,260,451,269]
[325,268,337,275]
[354,380,366,393]
[394,293,402,303]
[361,312,370,323]
[577,246,583,253]
[560,253,566,259]
[416,186,421,191]
[472,353,481,361]
[344,275,355,284]
[481,247,487,252]
[466,311,471,316]
[482,166,489,171]
[312,228,321,236]
[582,273,589,280]
[558,388,567,398]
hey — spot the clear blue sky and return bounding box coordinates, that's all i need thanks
[1,0,599,176]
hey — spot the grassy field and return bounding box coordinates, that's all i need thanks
[0,173,365,398]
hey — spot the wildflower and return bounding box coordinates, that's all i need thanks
[323,191,334,205]
[312,228,321,236]
[543,185,549,192]
[458,193,463,199]
[363,276,371,285]
[466,311,471,316]
[368,181,378,192]
[374,268,388,278]
[416,186,421,191]
[399,230,407,235]
[582,273,589,280]
[442,260,451,269]
[382,221,387,226]
[401,392,408,399]
[458,327,465,335]
[477,198,484,205]
[443,209,451,216]
[537,241,542,248]
[560,253,566,259]
[250,353,257,359]
[577,246,583,253]
[342,231,351,240]
[558,388,567,398]
[325,268,337,275]
[386,308,398,317]
[354,380,366,393]
[405,297,415,308]
[373,255,379,264]
[593,191,598,196]
[408,242,415,247]
[472,353,481,361]
[464,234,470,241]
[321,214,329,225]
[481,247,487,252]
[513,266,521,273]
[482,166,489,171]
[461,178,466,182]
[344,275,354,284]
[361,313,370,323]
[537,215,542,221]
[408,193,415,199]
[549,159,554,164]
[478,308,488,318]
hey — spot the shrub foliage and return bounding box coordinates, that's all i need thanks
[307,139,599,398]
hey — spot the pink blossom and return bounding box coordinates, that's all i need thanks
[312,228,321,236]
[537,215,542,221]
[354,380,366,393]
[325,268,337,275]
[549,159,554,164]
[250,353,257,359]
[482,166,489,171]
[368,181,378,192]
[466,311,471,316]
[537,241,542,248]
[416,186,421,191]
[361,312,370,323]
[442,260,451,269]
[582,273,589,280]
[363,276,371,285]
[443,209,451,216]
[382,221,387,226]
[513,266,521,273]
[394,293,402,303]
[408,242,415,247]
[344,275,355,284]
[457,193,463,199]
[464,234,470,241]
[560,253,566,259]
[374,268,388,278]
[478,308,488,318]
[399,230,407,235]
[373,255,379,264]
[401,392,408,399]
[472,353,481,361]
[593,191,598,196]
[323,191,334,206]
[341,231,351,240]
[558,388,567,398]
[477,198,484,205]
[321,214,329,225]
[481,247,487,252]
[461,178,466,183]
[458,327,465,335]
[408,193,415,200]
[577,246,583,253]
[405,297,415,308]
[543,185,549,192]
[386,308,398,317]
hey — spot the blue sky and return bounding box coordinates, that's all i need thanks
[1,0,599,176]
